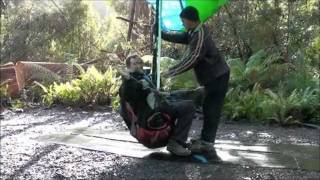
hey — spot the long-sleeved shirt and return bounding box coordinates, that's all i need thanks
[162,24,230,86]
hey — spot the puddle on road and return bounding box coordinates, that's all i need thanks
[35,123,320,171]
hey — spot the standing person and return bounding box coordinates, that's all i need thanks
[161,6,230,160]
[119,54,196,156]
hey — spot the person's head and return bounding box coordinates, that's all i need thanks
[179,6,200,30]
[125,54,143,73]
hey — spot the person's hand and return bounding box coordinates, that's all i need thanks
[194,86,205,93]
[158,91,170,96]
[140,80,149,90]
[154,90,170,97]
[153,22,169,36]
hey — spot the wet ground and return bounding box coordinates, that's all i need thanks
[1,106,320,180]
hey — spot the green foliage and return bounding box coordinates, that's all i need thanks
[263,87,320,125]
[0,81,11,108]
[306,36,320,67]
[225,49,320,125]
[285,51,319,92]
[223,84,320,125]
[111,95,121,111]
[11,99,26,109]
[227,50,289,90]
[293,88,320,124]
[38,66,120,108]
[160,57,198,91]
[263,88,301,125]
[210,0,319,60]
[227,58,247,89]
[0,0,116,63]
[0,84,9,100]
[53,81,82,106]
[25,83,47,103]
[224,84,266,121]
[77,66,119,105]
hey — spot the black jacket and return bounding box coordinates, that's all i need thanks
[162,24,230,86]
[119,72,156,129]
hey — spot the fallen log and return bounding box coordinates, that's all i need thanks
[0,64,21,97]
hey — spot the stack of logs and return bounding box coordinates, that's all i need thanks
[0,61,81,97]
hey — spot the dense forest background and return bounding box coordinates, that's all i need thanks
[0,0,319,125]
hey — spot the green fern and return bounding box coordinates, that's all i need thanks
[38,65,120,107]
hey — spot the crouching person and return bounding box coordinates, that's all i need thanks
[119,54,195,156]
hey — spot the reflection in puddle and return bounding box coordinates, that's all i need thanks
[217,150,240,162]
[246,131,254,135]
[216,144,269,153]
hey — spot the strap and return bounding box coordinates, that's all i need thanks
[147,112,172,130]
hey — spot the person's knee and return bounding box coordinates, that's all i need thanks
[183,100,196,112]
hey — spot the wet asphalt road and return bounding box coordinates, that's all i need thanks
[1,106,319,180]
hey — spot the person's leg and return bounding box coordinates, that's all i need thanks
[201,90,226,143]
[171,100,195,143]
[160,100,195,143]
[189,73,229,159]
[160,100,195,156]
[201,73,229,143]
[169,87,204,107]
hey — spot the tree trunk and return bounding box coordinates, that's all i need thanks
[149,7,154,54]
[270,0,281,48]
[127,0,137,41]
[225,5,244,60]
[285,0,293,62]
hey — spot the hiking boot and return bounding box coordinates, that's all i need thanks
[167,139,191,156]
[189,139,208,153]
[189,139,217,152]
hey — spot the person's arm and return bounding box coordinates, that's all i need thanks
[166,27,206,77]
[161,30,189,44]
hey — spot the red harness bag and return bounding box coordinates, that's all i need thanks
[125,102,173,148]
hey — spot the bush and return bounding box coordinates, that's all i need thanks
[284,51,319,92]
[38,66,120,108]
[262,88,302,125]
[0,84,9,100]
[224,49,320,125]
[223,84,267,121]
[0,83,10,108]
[160,57,198,91]
[227,58,248,89]
[223,84,320,125]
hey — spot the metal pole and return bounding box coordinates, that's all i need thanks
[179,0,184,10]
[151,0,159,87]
[156,0,162,89]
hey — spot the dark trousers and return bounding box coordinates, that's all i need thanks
[159,100,195,143]
[201,72,230,143]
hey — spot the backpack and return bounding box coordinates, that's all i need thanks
[123,101,173,148]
